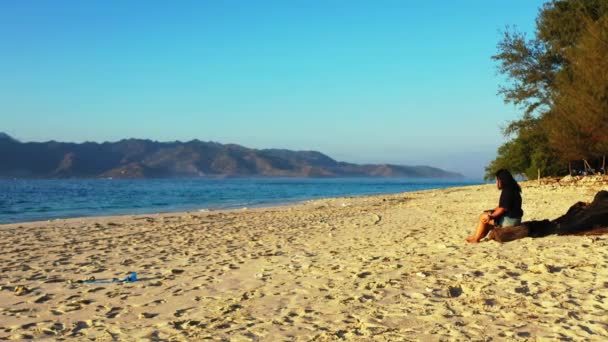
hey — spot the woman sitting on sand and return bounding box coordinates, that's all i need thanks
[466,169,523,243]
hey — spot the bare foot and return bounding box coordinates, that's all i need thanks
[465,236,479,243]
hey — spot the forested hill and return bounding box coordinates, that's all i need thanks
[0,134,463,179]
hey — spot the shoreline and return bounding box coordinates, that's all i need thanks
[2,182,608,340]
[0,181,482,226]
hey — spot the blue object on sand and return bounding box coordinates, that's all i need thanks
[125,272,137,282]
[78,271,138,284]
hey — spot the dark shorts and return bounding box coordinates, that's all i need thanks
[496,216,522,228]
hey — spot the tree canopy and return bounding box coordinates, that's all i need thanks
[486,0,608,179]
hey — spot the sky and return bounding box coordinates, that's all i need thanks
[0,0,548,178]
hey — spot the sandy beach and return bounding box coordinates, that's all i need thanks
[2,181,608,341]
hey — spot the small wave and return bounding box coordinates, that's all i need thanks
[0,210,19,215]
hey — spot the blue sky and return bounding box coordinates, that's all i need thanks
[0,1,546,178]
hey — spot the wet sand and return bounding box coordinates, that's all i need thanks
[1,181,608,340]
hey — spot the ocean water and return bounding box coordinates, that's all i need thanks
[0,178,482,224]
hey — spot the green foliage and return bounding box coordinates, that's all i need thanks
[485,116,564,180]
[546,15,608,160]
[492,30,558,116]
[488,0,608,178]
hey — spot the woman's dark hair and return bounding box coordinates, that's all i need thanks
[495,169,521,193]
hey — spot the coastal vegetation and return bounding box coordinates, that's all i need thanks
[486,0,608,179]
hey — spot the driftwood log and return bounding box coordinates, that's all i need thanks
[488,190,608,242]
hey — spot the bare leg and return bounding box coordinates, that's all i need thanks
[466,213,493,243]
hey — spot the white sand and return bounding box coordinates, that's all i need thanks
[1,182,608,340]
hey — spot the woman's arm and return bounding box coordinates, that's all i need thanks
[489,207,506,219]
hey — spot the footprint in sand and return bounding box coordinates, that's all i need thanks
[50,309,64,316]
[106,307,123,319]
[241,289,264,300]
[20,322,39,330]
[71,320,91,335]
[142,299,167,309]
[221,304,242,314]
[9,333,34,340]
[171,319,206,331]
[358,294,376,303]
[174,307,195,317]
[357,271,372,278]
[42,322,67,337]
[86,287,104,294]
[34,293,54,304]
[138,312,158,319]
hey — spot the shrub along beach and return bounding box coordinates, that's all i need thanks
[1,179,608,340]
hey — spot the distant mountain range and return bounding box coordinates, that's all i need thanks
[0,133,463,179]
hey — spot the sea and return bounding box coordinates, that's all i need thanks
[0,178,483,224]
